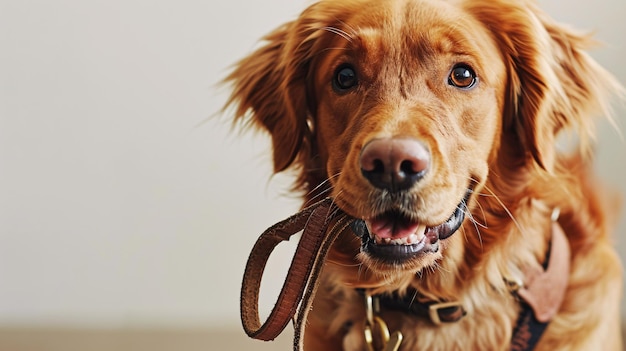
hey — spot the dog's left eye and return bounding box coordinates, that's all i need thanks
[333,64,358,92]
[448,64,477,89]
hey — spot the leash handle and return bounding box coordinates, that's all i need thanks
[291,215,352,350]
[240,197,342,342]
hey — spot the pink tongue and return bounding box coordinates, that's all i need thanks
[369,217,420,239]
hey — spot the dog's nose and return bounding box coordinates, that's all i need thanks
[360,138,430,192]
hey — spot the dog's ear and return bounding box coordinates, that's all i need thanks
[224,3,356,174]
[223,22,309,173]
[467,0,620,170]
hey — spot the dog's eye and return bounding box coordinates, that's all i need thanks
[448,64,477,89]
[333,65,358,92]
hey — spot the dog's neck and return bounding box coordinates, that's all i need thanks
[324,193,554,305]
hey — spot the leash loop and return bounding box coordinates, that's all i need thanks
[240,197,340,341]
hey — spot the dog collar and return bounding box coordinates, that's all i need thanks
[361,289,466,325]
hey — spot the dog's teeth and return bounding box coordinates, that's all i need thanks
[369,224,427,246]
[371,234,422,245]
[406,233,417,244]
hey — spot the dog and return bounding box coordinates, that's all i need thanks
[224,0,623,349]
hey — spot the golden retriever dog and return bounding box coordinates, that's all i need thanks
[225,0,623,349]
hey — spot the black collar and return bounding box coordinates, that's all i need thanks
[368,289,466,325]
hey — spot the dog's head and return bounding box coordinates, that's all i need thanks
[225,0,616,279]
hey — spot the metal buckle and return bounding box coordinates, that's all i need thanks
[363,290,404,351]
[428,301,465,325]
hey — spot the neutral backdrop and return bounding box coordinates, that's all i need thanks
[1,0,625,336]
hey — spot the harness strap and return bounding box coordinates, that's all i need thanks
[510,307,549,351]
[509,220,571,350]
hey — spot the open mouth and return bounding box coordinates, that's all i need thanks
[350,191,471,263]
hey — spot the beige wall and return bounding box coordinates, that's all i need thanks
[0,0,624,332]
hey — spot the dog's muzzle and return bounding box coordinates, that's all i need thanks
[350,191,470,263]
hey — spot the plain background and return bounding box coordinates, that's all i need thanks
[1,0,625,333]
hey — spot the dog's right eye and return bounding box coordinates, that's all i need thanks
[333,65,358,92]
[448,64,477,89]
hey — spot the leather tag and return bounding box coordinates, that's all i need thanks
[517,222,571,323]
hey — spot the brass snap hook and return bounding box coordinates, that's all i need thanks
[363,290,403,351]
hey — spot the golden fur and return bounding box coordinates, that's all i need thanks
[225,0,623,349]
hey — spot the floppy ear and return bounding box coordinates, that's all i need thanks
[467,0,620,170]
[223,22,310,173]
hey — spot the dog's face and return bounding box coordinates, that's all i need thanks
[227,0,609,278]
[310,1,506,272]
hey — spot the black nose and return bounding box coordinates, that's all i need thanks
[359,138,430,192]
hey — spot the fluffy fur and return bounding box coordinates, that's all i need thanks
[225,0,623,349]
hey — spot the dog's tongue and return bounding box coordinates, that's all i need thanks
[368,217,421,239]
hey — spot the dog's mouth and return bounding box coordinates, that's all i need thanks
[350,191,470,263]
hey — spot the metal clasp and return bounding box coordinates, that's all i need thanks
[363,291,404,351]
[428,301,465,325]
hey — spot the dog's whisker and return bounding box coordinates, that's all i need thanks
[320,26,354,43]
[305,182,332,200]
[472,192,499,198]
[471,194,489,227]
[432,260,451,274]
[303,173,341,206]
[480,185,525,237]
[333,17,358,37]
[462,203,485,250]
[462,205,487,230]
[318,47,351,54]
[330,261,362,268]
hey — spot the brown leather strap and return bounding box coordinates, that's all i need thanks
[292,215,352,350]
[509,220,571,351]
[240,197,349,343]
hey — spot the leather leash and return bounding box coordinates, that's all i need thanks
[240,197,352,348]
